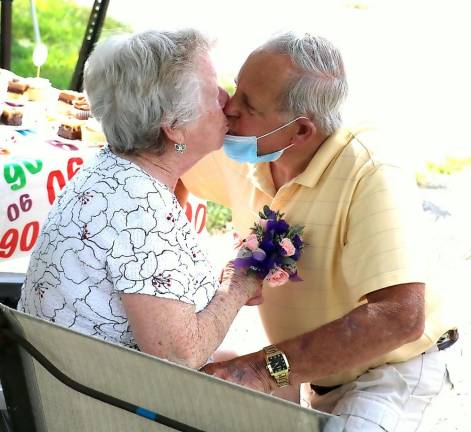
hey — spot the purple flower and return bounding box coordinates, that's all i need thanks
[234,256,258,270]
[274,220,289,234]
[239,205,305,285]
[263,205,277,220]
[252,248,267,261]
[266,220,276,232]
[292,234,303,249]
[260,255,276,273]
[260,235,276,252]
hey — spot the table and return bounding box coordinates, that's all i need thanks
[0,125,208,266]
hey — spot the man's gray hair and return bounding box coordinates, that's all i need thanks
[83,29,210,154]
[262,32,348,135]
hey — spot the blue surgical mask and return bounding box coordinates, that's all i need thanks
[223,116,308,163]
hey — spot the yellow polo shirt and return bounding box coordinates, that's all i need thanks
[183,127,453,386]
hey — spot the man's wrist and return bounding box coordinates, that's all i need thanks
[253,350,278,393]
[262,345,291,389]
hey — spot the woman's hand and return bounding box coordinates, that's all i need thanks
[221,261,264,305]
[245,283,263,306]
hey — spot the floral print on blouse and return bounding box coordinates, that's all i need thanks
[18,146,219,348]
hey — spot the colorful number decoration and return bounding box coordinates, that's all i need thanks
[185,201,207,234]
[1,192,37,258]
[47,157,83,204]
[47,139,79,152]
[7,193,32,222]
[3,159,43,191]
[0,222,40,258]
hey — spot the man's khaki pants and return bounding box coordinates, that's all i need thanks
[300,346,456,432]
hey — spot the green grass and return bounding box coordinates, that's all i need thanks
[11,0,130,89]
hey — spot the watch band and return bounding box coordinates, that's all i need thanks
[263,345,290,388]
[273,370,290,387]
[263,345,279,356]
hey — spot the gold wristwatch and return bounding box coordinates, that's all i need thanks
[263,345,290,387]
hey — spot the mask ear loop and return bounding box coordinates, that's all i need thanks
[256,116,310,139]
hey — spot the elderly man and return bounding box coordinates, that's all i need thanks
[183,32,457,431]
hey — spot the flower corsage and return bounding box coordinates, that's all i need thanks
[234,205,305,287]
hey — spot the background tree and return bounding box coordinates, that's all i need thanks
[11,0,130,89]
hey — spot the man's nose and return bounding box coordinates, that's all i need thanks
[223,94,238,118]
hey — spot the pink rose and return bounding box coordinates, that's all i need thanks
[233,232,244,249]
[264,267,290,287]
[280,238,296,256]
[259,219,268,230]
[245,233,259,251]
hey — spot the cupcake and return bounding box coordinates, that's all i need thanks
[7,77,29,95]
[1,104,23,126]
[26,77,52,102]
[58,89,82,105]
[73,96,91,120]
[57,117,83,140]
[6,77,29,103]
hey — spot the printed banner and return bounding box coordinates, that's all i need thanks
[0,128,207,261]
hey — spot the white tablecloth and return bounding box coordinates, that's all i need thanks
[0,126,208,266]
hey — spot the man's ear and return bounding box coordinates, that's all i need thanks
[293,118,317,144]
[161,124,185,144]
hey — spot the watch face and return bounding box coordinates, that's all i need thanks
[269,353,287,373]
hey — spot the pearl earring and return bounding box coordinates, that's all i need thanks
[175,143,186,153]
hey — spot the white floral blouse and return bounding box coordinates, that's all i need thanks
[18,146,219,348]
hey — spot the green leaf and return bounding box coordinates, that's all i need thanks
[288,225,304,237]
[281,257,296,266]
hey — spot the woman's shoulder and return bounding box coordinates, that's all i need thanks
[82,148,173,201]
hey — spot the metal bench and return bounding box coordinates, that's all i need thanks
[0,304,344,432]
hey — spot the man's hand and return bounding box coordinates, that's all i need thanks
[201,351,275,393]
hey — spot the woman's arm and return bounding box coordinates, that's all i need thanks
[121,264,261,369]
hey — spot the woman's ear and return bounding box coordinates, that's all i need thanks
[161,124,185,144]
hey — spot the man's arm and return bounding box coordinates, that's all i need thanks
[181,150,234,207]
[174,179,189,208]
[202,282,425,392]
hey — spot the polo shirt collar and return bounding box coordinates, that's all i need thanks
[293,128,354,188]
[247,161,276,198]
[248,128,355,195]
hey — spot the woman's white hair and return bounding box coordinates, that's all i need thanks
[262,32,348,135]
[83,29,210,154]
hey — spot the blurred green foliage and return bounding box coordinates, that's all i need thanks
[220,78,236,96]
[425,156,471,176]
[11,0,130,89]
[206,201,232,234]
[416,156,471,185]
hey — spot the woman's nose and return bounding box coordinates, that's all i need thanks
[218,87,229,109]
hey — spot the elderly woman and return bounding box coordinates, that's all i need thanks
[18,29,260,369]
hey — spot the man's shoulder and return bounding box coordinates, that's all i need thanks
[342,125,405,169]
